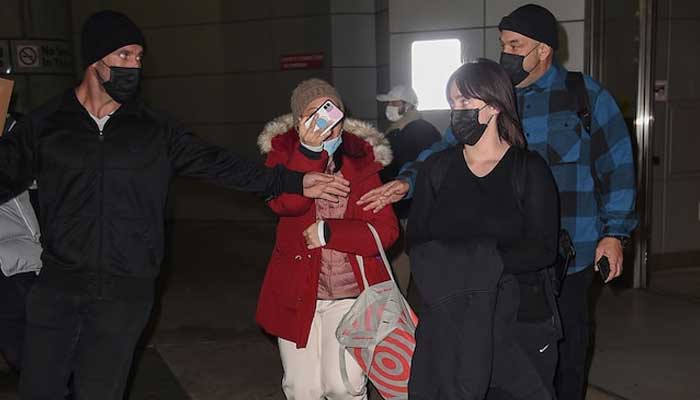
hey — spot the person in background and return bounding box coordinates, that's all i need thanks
[376,84,440,299]
[256,79,399,400]
[377,84,440,186]
[0,111,41,373]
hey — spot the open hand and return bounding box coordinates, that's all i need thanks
[356,179,410,213]
[302,172,350,202]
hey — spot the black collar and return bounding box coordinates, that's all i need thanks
[57,88,145,118]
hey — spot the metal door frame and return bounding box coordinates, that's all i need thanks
[633,0,656,288]
[585,0,657,288]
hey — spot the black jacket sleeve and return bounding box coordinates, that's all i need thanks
[381,120,441,183]
[406,150,453,252]
[404,120,442,155]
[0,117,36,203]
[499,152,560,274]
[167,126,303,199]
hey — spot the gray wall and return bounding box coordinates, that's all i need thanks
[0,0,75,113]
[598,0,639,120]
[330,0,381,125]
[650,0,700,256]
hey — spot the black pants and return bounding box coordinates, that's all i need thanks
[19,283,153,400]
[0,271,37,371]
[488,277,558,400]
[554,267,594,400]
[487,319,559,399]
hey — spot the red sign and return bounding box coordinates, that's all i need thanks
[280,52,324,70]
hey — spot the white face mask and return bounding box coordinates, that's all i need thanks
[385,105,403,122]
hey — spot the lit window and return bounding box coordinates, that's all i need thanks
[411,39,462,111]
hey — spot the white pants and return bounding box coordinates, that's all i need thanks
[278,299,367,400]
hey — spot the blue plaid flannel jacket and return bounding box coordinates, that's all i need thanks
[398,63,638,273]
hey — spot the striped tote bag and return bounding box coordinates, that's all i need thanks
[336,223,418,399]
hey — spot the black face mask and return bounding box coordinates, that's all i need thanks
[99,62,141,103]
[499,44,540,86]
[451,105,489,146]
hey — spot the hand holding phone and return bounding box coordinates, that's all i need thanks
[597,255,611,283]
[303,100,344,139]
[298,114,324,148]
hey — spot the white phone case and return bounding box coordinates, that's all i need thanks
[303,100,344,137]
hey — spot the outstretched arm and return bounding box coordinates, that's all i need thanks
[357,127,457,213]
[168,125,348,201]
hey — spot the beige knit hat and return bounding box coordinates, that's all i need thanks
[290,79,345,125]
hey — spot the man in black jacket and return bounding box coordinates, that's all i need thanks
[0,11,349,400]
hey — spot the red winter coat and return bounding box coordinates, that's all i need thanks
[255,114,399,348]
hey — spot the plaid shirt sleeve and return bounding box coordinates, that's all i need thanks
[397,127,457,199]
[588,82,638,237]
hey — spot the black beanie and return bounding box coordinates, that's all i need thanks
[81,10,145,69]
[498,4,559,50]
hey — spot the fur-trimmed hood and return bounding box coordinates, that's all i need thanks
[257,114,392,167]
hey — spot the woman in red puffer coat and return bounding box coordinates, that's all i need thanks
[256,79,398,400]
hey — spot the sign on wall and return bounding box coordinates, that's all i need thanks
[280,53,324,70]
[16,45,40,68]
[10,40,73,74]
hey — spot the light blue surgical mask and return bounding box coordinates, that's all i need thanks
[323,135,343,156]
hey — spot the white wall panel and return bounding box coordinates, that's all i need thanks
[485,0,585,26]
[389,0,484,33]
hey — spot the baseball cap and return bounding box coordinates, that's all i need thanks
[377,85,419,106]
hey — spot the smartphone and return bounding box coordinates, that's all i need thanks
[597,256,611,282]
[303,100,344,138]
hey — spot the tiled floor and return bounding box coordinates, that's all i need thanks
[588,285,700,399]
[649,267,700,301]
[0,347,190,400]
[1,221,698,399]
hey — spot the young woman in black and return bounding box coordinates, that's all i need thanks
[407,59,561,399]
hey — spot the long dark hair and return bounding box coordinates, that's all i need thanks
[446,58,525,147]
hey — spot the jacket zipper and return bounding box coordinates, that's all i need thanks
[14,197,38,241]
[97,125,105,298]
[81,105,112,298]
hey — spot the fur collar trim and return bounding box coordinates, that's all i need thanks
[257,114,392,167]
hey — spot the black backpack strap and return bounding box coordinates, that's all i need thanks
[510,148,529,215]
[565,71,592,134]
